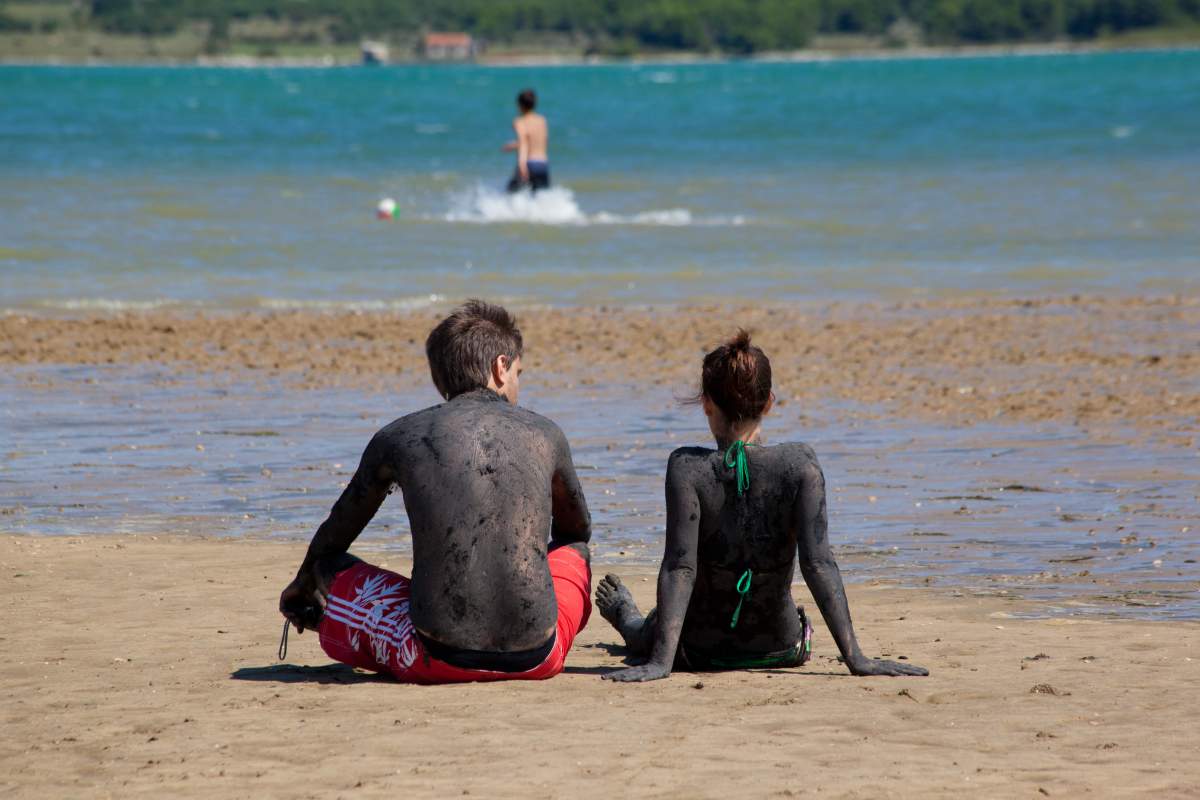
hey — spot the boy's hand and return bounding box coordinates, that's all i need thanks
[278,568,328,633]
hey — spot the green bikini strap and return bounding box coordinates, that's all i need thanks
[730,568,753,629]
[724,440,756,627]
[724,439,752,496]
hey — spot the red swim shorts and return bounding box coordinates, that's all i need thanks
[317,546,591,684]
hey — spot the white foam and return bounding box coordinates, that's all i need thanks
[644,70,678,84]
[23,295,446,314]
[592,209,692,226]
[256,295,445,312]
[443,184,745,228]
[39,298,182,311]
[447,185,587,224]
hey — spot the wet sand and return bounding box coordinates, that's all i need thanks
[3,294,1198,437]
[2,534,1198,798]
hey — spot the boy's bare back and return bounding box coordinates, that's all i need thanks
[514,112,548,161]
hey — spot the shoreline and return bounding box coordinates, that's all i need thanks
[3,294,1197,436]
[4,295,1197,624]
[2,534,1198,797]
[2,40,1198,68]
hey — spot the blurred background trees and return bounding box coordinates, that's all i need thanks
[3,0,1196,54]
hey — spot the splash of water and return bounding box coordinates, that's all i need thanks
[443,184,742,227]
[446,185,588,224]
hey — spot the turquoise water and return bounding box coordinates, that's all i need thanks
[2,50,1199,309]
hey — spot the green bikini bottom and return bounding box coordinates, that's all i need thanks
[677,607,814,671]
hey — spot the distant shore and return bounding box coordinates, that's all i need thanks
[2,38,1198,68]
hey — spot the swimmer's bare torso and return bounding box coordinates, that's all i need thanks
[289,388,590,652]
[513,111,548,165]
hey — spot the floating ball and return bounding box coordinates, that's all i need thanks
[377,197,397,220]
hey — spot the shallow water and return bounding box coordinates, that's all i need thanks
[3,51,1200,310]
[3,366,1196,618]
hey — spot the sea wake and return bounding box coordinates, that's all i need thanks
[443,185,744,227]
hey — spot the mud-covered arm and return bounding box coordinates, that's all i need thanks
[549,425,591,546]
[794,450,927,677]
[280,433,393,629]
[604,454,700,682]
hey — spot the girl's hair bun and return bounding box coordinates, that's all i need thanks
[697,330,772,422]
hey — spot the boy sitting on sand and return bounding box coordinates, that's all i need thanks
[596,332,928,681]
[279,300,592,683]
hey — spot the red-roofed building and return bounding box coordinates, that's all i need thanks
[421,32,477,61]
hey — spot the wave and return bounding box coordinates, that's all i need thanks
[16,295,446,314]
[442,185,745,227]
[256,295,445,312]
[33,298,184,311]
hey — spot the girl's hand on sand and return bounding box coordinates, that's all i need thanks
[847,656,929,677]
[602,662,671,682]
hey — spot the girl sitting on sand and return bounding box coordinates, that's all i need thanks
[596,331,928,681]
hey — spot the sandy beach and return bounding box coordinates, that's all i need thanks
[3,296,1199,796]
[2,534,1198,798]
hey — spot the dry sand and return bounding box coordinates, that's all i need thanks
[2,534,1198,799]
[3,294,1198,437]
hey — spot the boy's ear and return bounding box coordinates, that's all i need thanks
[490,354,510,389]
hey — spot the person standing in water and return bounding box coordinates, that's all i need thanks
[503,88,550,193]
[595,331,929,682]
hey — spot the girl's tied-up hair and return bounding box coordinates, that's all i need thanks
[696,329,773,422]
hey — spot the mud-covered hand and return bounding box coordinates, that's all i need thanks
[847,655,929,677]
[278,567,328,634]
[601,661,671,682]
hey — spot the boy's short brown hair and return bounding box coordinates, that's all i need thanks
[425,300,523,400]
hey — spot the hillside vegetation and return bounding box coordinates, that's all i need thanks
[2,0,1199,57]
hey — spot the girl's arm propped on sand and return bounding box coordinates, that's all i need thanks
[794,450,927,677]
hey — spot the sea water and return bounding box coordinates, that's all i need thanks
[2,366,1197,618]
[2,53,1198,617]
[2,50,1199,310]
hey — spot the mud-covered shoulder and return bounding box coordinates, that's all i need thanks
[373,403,440,440]
[770,440,821,467]
[508,403,570,446]
[666,445,717,481]
[757,442,824,494]
[667,445,717,463]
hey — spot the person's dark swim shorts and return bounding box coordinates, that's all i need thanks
[507,160,550,193]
